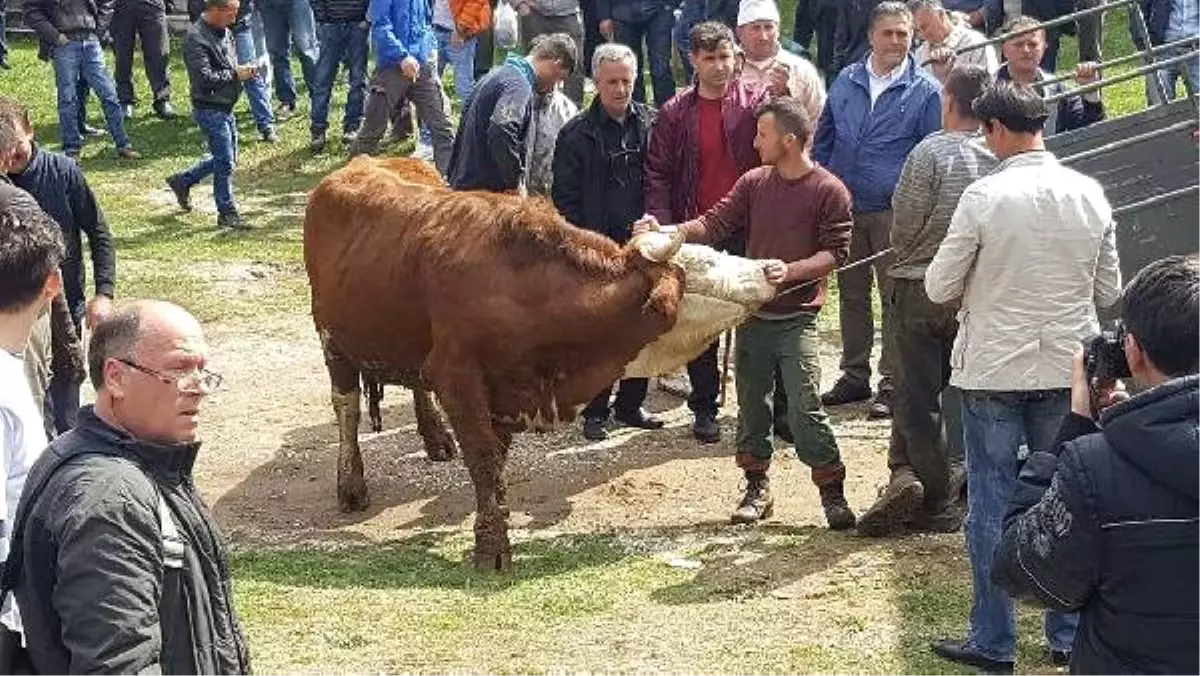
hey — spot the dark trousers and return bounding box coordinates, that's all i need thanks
[353,63,454,173]
[886,278,964,508]
[798,0,839,79]
[836,209,895,392]
[580,0,602,77]
[48,302,85,434]
[310,21,369,137]
[0,0,8,61]
[614,3,676,106]
[1043,0,1102,71]
[687,340,720,418]
[519,11,585,106]
[474,0,500,79]
[583,378,649,419]
[112,0,172,106]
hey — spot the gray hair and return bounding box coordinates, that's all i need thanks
[906,0,945,13]
[591,42,638,77]
[88,306,143,390]
[870,1,914,29]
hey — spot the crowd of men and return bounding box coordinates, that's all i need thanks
[0,0,1198,671]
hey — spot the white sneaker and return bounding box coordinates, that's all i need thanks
[410,143,435,161]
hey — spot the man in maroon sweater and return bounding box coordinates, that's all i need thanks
[644,20,767,445]
[635,96,857,530]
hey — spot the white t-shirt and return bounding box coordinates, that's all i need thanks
[0,349,49,634]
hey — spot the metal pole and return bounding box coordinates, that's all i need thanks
[1045,49,1200,102]
[1035,36,1200,89]
[1060,119,1199,164]
[954,0,1135,55]
[1113,185,1200,218]
[774,248,896,300]
[1126,0,1171,104]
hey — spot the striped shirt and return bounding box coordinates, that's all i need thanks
[888,130,998,279]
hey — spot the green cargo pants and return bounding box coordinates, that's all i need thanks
[734,314,843,478]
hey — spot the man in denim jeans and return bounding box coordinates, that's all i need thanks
[23,0,141,160]
[597,0,677,104]
[308,0,370,152]
[191,0,280,141]
[925,81,1121,673]
[168,0,258,229]
[258,0,319,119]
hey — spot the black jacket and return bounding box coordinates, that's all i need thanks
[449,61,533,192]
[6,407,252,675]
[310,0,367,24]
[832,0,882,75]
[551,100,656,244]
[993,376,1199,675]
[24,0,112,60]
[184,18,242,112]
[10,146,116,329]
[188,0,255,32]
[1135,0,1172,46]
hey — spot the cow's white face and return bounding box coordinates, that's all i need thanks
[625,241,777,378]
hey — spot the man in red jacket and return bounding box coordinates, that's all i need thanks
[644,20,766,444]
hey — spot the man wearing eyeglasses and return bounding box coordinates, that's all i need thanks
[5,300,251,674]
[552,42,662,441]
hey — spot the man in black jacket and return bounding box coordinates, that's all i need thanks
[111,0,176,120]
[993,254,1199,674]
[552,42,663,441]
[23,0,141,160]
[167,0,258,230]
[0,97,116,433]
[5,300,252,675]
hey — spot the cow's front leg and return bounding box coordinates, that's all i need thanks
[323,335,369,512]
[427,349,511,571]
[413,385,458,461]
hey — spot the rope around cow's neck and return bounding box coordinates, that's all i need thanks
[772,247,896,299]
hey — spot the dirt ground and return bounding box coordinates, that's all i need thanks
[191,303,895,550]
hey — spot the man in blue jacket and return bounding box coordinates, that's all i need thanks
[349,0,456,174]
[812,0,940,420]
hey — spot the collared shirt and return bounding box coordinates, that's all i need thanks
[1166,0,1198,40]
[866,54,906,106]
[925,150,1123,391]
[740,45,827,125]
[915,21,1000,76]
[599,109,646,235]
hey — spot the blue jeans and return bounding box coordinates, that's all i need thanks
[1161,42,1200,100]
[420,26,476,146]
[251,5,273,89]
[181,108,239,214]
[961,389,1079,662]
[673,0,705,84]
[259,0,319,106]
[53,39,130,153]
[311,21,369,137]
[614,3,676,106]
[233,26,276,131]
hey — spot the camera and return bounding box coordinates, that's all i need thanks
[1084,329,1132,383]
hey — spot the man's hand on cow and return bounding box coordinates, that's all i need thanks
[761,259,789,285]
[85,294,113,331]
[401,56,420,81]
[631,215,662,236]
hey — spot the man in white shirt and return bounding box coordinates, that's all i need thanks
[735,0,826,126]
[910,0,998,81]
[926,80,1121,674]
[0,178,64,647]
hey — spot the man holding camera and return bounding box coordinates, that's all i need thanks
[167,0,258,230]
[992,254,1198,674]
[924,80,1121,673]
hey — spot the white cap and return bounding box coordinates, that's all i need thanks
[737,0,781,26]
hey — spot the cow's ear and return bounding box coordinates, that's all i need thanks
[643,272,682,318]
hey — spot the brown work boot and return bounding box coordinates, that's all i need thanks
[731,472,774,524]
[819,481,857,530]
[856,469,925,537]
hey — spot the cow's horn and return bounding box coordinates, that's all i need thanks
[640,228,685,263]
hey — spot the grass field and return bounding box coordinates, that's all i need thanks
[0,13,1155,673]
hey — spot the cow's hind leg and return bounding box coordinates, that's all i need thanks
[364,376,384,433]
[321,335,370,512]
[426,349,511,571]
[413,385,458,461]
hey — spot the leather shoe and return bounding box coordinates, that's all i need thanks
[868,389,893,419]
[613,408,663,430]
[582,417,609,441]
[930,640,1014,674]
[165,174,192,212]
[821,377,872,407]
[692,414,721,444]
[1050,649,1071,667]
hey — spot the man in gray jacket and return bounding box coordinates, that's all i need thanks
[4,301,251,675]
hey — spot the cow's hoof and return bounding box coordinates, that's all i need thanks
[337,483,370,513]
[471,547,512,572]
[426,437,458,462]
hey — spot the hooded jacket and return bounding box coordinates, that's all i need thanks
[993,375,1199,675]
[5,407,252,675]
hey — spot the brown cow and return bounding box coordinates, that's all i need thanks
[305,157,771,570]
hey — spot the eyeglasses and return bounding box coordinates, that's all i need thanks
[115,358,224,393]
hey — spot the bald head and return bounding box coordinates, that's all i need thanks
[90,301,211,445]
